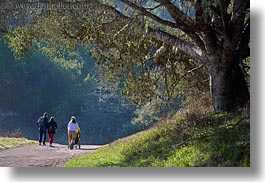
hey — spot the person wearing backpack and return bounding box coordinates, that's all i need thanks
[36,112,49,145]
[47,116,58,147]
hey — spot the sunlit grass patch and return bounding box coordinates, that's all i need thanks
[65,113,250,167]
[0,137,37,150]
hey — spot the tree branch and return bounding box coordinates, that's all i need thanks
[119,0,177,28]
[155,0,195,30]
[155,0,206,51]
[145,27,208,64]
[187,64,204,74]
[145,4,163,11]
[194,0,204,26]
[113,19,135,38]
[231,0,250,49]
[234,18,250,63]
[119,0,206,52]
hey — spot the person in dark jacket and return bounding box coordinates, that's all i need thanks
[47,116,58,147]
[37,112,49,145]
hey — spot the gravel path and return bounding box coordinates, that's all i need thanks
[0,143,100,167]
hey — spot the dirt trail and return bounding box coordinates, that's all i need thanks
[0,143,100,167]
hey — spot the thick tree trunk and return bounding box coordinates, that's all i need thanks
[209,63,249,113]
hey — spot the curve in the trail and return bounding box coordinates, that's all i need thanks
[0,143,100,167]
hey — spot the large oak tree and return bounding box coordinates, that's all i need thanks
[115,0,250,113]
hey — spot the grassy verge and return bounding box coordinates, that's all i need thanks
[65,112,250,167]
[0,137,37,150]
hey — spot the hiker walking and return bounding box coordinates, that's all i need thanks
[47,116,58,147]
[36,112,49,145]
[67,116,79,149]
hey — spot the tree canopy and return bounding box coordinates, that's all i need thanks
[0,0,250,113]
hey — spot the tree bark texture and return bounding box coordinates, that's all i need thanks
[208,62,249,113]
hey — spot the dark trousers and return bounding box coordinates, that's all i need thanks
[48,134,54,144]
[39,127,47,144]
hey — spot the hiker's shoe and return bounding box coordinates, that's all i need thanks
[39,143,41,145]
[43,143,46,146]
[49,144,52,147]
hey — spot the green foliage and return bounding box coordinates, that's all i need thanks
[0,42,86,117]
[91,24,207,105]
[52,57,83,77]
[2,2,208,107]
[5,26,35,59]
[65,112,250,167]
[0,40,137,144]
[132,97,182,127]
[1,0,250,115]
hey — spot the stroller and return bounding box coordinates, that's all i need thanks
[68,127,81,149]
[74,127,81,149]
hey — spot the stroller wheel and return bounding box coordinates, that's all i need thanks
[70,142,74,150]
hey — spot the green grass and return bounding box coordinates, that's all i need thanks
[65,113,250,167]
[0,137,37,150]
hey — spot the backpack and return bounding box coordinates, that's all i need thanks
[38,117,45,127]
